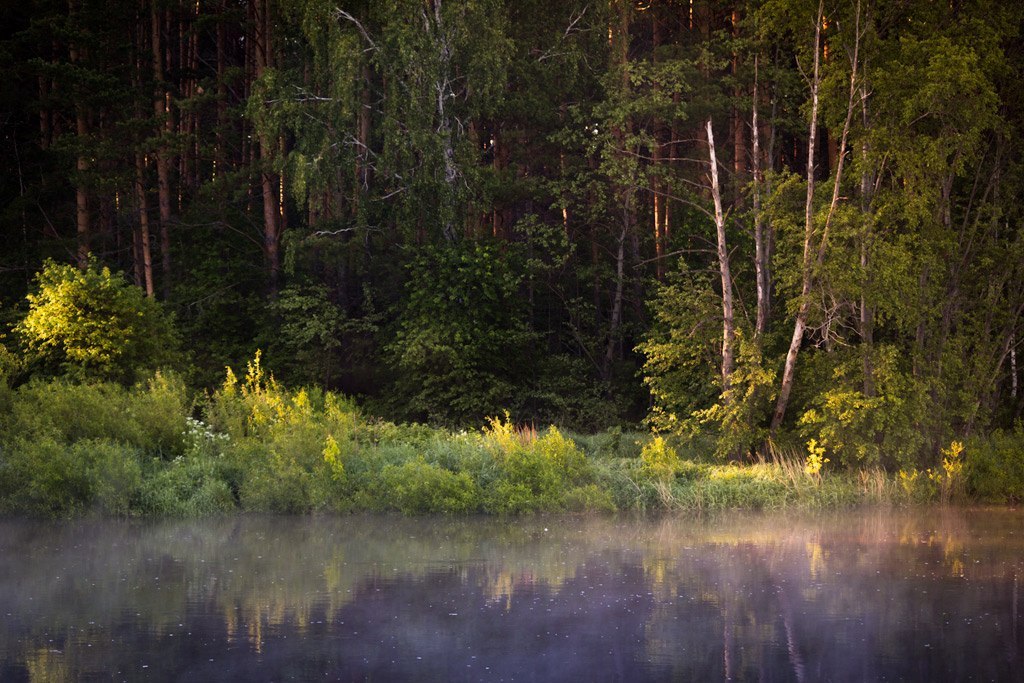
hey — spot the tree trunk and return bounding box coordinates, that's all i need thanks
[602,0,635,376]
[38,74,51,150]
[151,1,173,297]
[731,9,744,180]
[859,79,875,396]
[752,55,769,338]
[1012,332,1018,400]
[652,12,665,281]
[254,0,281,292]
[74,108,90,268]
[215,1,227,178]
[354,58,372,216]
[69,0,90,268]
[707,118,735,394]
[134,153,155,297]
[603,224,627,381]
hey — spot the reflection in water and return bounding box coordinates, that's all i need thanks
[1,509,1022,681]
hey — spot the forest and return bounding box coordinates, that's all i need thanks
[1,0,1023,515]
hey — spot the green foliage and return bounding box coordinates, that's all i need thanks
[267,283,380,387]
[690,336,777,459]
[15,260,180,383]
[638,269,722,433]
[480,415,592,512]
[138,455,236,517]
[641,270,775,459]
[965,426,1024,503]
[0,373,188,458]
[85,439,145,516]
[674,470,792,511]
[379,458,481,514]
[797,347,930,470]
[640,436,679,480]
[386,242,538,425]
[0,437,144,517]
[0,437,93,516]
[0,357,1018,518]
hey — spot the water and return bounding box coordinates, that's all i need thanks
[1,508,1021,681]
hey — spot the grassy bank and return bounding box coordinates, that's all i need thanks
[1,363,1021,518]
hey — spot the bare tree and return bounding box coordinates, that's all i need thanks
[707,118,735,394]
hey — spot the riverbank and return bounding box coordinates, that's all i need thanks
[1,368,1021,518]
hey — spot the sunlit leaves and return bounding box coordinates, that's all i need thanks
[16,260,180,382]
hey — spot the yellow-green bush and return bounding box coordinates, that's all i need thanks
[640,436,679,480]
[379,458,481,514]
[492,425,591,508]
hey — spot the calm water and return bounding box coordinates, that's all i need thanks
[0,509,1021,682]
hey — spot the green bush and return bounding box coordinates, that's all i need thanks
[796,347,931,470]
[84,439,144,516]
[478,420,593,512]
[138,455,236,516]
[15,259,180,383]
[239,452,317,513]
[1,374,188,458]
[379,458,481,514]
[966,426,1024,503]
[640,436,679,480]
[384,242,539,425]
[0,437,143,516]
[561,484,616,512]
[497,427,589,502]
[0,437,92,516]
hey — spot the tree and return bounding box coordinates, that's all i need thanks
[16,259,180,383]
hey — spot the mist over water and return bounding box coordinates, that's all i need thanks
[1,509,1021,681]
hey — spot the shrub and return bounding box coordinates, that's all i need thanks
[500,428,588,500]
[239,452,317,513]
[640,436,680,480]
[384,242,539,425]
[0,437,92,516]
[561,484,616,512]
[15,259,180,383]
[0,373,188,459]
[138,455,236,516]
[84,439,144,516]
[479,418,592,512]
[797,347,930,470]
[0,437,143,517]
[379,458,481,514]
[966,426,1024,503]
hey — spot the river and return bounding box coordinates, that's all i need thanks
[1,508,1021,681]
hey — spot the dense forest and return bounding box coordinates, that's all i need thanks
[2,0,1023,505]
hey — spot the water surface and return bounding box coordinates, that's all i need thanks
[1,508,1021,681]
